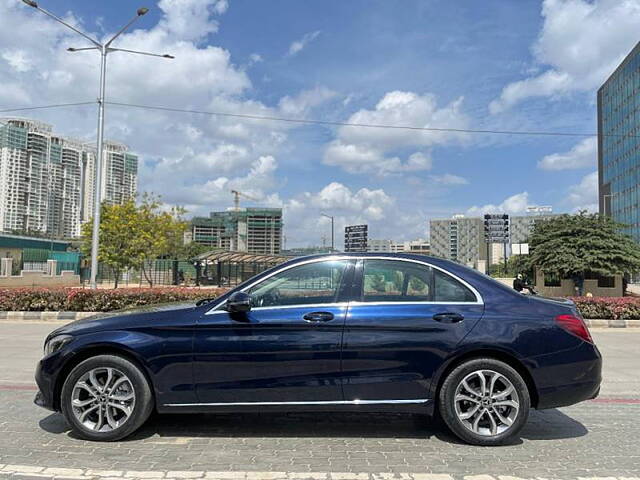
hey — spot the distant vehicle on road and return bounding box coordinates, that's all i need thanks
[35,253,601,445]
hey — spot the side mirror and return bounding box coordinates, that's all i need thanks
[225,291,252,313]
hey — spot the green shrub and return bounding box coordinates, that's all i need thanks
[0,287,227,312]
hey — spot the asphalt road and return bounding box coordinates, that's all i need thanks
[0,322,638,479]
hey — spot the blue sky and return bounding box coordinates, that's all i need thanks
[2,0,640,247]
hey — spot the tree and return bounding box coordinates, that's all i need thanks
[81,199,143,288]
[528,211,640,278]
[81,194,189,288]
[488,254,532,278]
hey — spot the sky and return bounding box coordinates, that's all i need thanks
[2,0,640,248]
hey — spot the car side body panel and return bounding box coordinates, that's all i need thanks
[35,253,602,419]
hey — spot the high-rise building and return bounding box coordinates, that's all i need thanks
[82,141,139,222]
[0,118,138,238]
[190,207,283,254]
[509,213,557,244]
[430,215,486,265]
[598,41,640,241]
[430,212,557,266]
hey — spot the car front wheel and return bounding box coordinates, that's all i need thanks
[60,354,154,441]
[438,358,530,446]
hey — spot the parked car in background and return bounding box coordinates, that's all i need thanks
[35,253,601,445]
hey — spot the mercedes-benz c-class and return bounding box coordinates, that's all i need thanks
[35,254,601,445]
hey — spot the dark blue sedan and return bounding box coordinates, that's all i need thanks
[35,253,601,445]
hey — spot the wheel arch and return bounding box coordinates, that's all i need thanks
[53,344,155,411]
[431,348,539,410]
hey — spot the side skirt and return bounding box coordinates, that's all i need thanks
[157,399,432,415]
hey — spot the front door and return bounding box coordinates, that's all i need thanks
[341,259,485,402]
[194,259,354,404]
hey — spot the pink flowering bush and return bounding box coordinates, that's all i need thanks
[571,296,640,320]
[0,287,228,312]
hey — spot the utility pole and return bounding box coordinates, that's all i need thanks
[321,213,334,252]
[22,0,174,288]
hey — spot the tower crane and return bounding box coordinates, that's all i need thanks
[230,189,258,210]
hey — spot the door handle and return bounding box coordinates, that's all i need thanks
[432,312,464,323]
[303,311,335,322]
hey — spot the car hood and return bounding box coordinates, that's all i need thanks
[48,301,199,339]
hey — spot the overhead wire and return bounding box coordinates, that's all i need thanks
[0,100,634,139]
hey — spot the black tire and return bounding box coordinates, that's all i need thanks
[438,358,530,446]
[61,354,154,441]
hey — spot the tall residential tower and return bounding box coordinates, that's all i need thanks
[0,118,138,238]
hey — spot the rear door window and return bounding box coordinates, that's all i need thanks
[433,269,477,302]
[362,260,432,302]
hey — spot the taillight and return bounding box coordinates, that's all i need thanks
[555,314,594,344]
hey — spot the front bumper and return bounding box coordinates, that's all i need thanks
[34,358,57,411]
[34,389,55,411]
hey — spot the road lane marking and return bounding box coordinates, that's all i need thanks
[1,466,638,480]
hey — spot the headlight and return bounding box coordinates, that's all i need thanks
[44,335,73,356]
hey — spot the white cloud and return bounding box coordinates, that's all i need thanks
[277,182,426,248]
[158,0,228,41]
[323,91,468,175]
[538,137,597,170]
[287,30,321,56]
[429,173,469,185]
[467,192,531,216]
[567,170,598,212]
[1,1,338,228]
[146,155,280,212]
[490,0,640,114]
[248,53,263,65]
[278,86,337,117]
[308,182,394,221]
[2,50,33,73]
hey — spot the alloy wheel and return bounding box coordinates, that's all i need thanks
[453,369,520,437]
[71,367,136,432]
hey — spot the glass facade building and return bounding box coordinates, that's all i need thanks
[598,41,640,242]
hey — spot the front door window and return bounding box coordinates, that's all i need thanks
[248,260,350,307]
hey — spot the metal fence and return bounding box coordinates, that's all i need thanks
[18,248,80,275]
[77,251,288,288]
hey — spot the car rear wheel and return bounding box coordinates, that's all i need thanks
[438,358,530,446]
[61,354,154,441]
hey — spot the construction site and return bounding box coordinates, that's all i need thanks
[189,190,283,255]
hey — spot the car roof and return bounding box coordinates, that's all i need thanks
[284,252,455,268]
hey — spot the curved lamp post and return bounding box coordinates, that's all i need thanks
[21,0,174,288]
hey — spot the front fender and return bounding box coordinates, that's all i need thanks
[46,328,196,411]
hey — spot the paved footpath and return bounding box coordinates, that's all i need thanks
[1,323,639,480]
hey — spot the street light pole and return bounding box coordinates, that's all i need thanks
[320,213,334,252]
[22,1,174,289]
[91,45,107,289]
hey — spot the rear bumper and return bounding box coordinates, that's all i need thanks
[531,342,602,410]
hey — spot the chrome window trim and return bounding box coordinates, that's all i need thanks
[163,398,429,407]
[206,302,349,315]
[205,255,483,315]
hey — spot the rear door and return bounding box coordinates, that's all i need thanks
[341,258,485,402]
